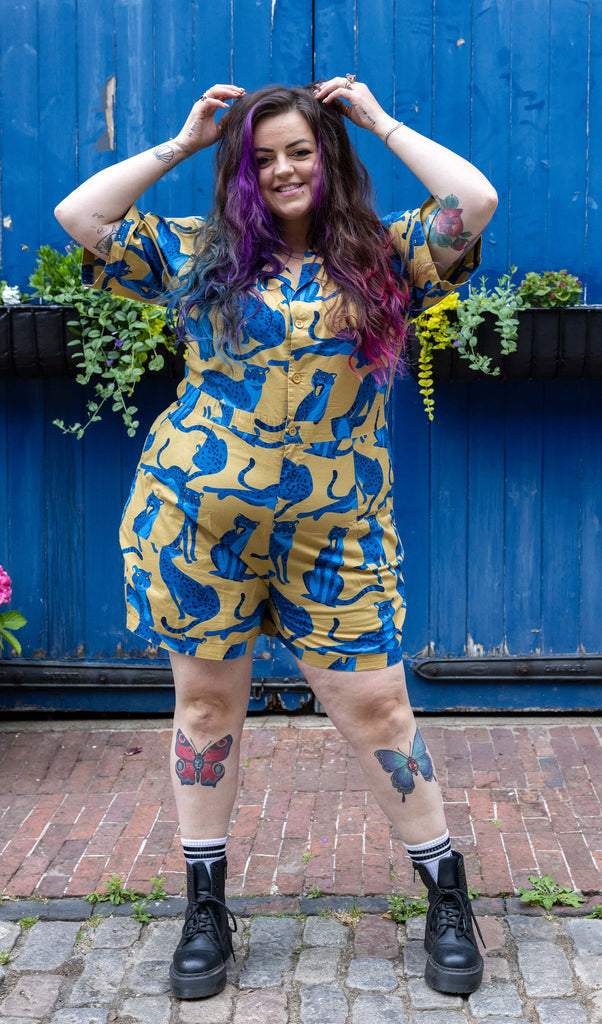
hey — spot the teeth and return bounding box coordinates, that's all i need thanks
[277,185,300,192]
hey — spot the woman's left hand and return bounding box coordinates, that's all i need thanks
[314,76,392,135]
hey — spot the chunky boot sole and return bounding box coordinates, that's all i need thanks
[169,960,227,999]
[424,952,483,994]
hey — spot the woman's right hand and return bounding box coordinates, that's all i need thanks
[173,84,245,155]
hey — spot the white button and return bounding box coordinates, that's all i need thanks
[294,319,305,329]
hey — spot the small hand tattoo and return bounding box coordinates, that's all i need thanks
[427,194,473,251]
[153,142,175,164]
[174,729,233,787]
[93,225,118,257]
[358,105,376,126]
[374,728,435,801]
[187,121,198,137]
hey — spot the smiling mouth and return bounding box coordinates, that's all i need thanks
[275,184,303,193]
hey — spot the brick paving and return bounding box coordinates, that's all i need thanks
[0,715,600,902]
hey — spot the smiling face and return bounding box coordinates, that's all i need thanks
[253,109,319,242]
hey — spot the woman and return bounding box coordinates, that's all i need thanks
[55,76,497,1000]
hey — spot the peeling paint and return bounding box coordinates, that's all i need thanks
[94,76,116,152]
[2,215,12,230]
[465,634,485,657]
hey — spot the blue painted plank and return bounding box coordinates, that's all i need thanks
[114,0,156,208]
[232,0,273,91]
[0,0,40,285]
[314,0,356,82]
[431,0,472,157]
[428,383,470,655]
[191,2,233,213]
[585,0,602,300]
[152,3,196,218]
[43,382,86,657]
[540,383,582,653]
[390,378,431,657]
[392,1,435,212]
[579,383,602,651]
[465,384,506,653]
[507,0,551,277]
[503,383,544,654]
[271,0,313,86]
[75,3,117,188]
[471,0,512,282]
[547,0,589,275]
[355,0,395,214]
[5,383,48,657]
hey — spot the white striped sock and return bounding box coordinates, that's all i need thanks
[403,830,452,882]
[181,836,228,876]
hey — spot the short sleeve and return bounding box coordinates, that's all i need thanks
[382,196,481,318]
[81,204,203,302]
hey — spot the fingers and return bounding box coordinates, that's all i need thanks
[314,76,358,103]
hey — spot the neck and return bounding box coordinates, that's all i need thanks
[277,217,312,256]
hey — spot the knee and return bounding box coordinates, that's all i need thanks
[175,688,244,734]
[345,689,415,746]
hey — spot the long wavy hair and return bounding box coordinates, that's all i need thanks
[167,84,409,381]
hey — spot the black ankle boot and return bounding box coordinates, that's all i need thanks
[415,851,484,994]
[169,857,237,999]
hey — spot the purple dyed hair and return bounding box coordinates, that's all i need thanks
[167,84,409,380]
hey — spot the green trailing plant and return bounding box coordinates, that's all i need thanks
[517,873,586,911]
[386,892,428,922]
[305,884,324,899]
[131,899,152,924]
[517,269,582,308]
[29,244,180,438]
[414,269,521,418]
[84,874,168,921]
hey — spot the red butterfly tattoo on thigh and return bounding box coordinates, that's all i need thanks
[174,729,233,786]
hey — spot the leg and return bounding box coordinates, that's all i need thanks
[298,657,483,995]
[169,649,253,1000]
[297,658,447,846]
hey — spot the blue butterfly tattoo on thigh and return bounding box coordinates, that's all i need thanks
[374,729,436,801]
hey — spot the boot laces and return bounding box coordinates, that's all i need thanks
[430,887,485,947]
[183,891,238,959]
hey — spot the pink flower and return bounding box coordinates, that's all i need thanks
[0,566,12,606]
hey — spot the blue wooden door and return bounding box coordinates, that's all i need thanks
[1,0,601,711]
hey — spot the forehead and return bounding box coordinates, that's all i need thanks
[253,109,315,149]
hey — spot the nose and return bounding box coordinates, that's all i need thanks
[273,151,294,177]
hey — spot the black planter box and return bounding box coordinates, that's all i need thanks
[406,306,602,382]
[0,304,185,380]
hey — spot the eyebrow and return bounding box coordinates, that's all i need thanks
[254,137,312,152]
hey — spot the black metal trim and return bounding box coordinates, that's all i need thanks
[411,654,602,683]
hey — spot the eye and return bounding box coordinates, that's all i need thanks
[293,148,312,158]
[256,155,271,167]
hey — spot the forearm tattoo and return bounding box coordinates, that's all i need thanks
[358,105,376,127]
[426,194,473,252]
[374,727,436,802]
[174,729,233,787]
[153,142,175,164]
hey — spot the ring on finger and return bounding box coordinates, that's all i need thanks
[200,93,209,101]
[345,73,356,89]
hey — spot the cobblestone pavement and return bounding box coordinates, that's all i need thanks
[1,898,602,1023]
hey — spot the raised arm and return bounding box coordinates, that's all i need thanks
[54,85,245,258]
[315,76,498,273]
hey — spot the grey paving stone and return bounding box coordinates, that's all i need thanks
[177,983,236,1024]
[0,966,6,985]
[407,977,464,1009]
[238,949,291,988]
[506,915,558,941]
[351,992,408,1023]
[0,973,62,1017]
[120,995,171,1024]
[411,1013,469,1024]
[516,939,573,997]
[573,954,602,988]
[303,916,349,948]
[12,920,80,972]
[299,984,349,1024]
[232,989,289,1024]
[49,1011,109,1024]
[0,1018,39,1024]
[402,940,428,977]
[135,918,182,960]
[248,915,302,951]
[565,918,602,955]
[535,998,588,1024]
[589,993,602,1022]
[0,921,20,952]
[127,957,171,994]
[295,946,341,984]
[406,917,427,940]
[67,948,129,1005]
[0,899,91,921]
[346,957,398,992]
[91,915,141,948]
[468,981,523,1017]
